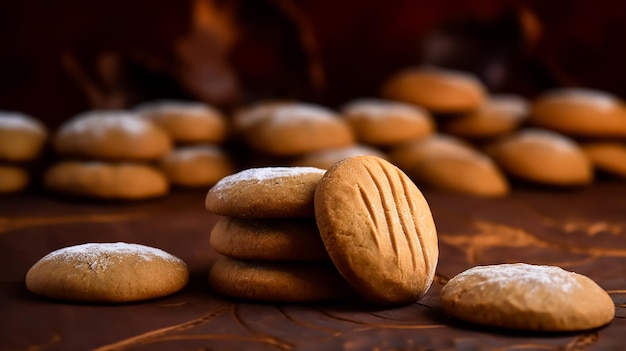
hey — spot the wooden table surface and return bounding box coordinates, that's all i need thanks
[2,181,626,351]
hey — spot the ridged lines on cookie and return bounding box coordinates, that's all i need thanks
[362,161,421,270]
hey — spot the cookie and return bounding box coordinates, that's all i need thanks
[381,66,487,113]
[0,165,29,193]
[25,242,189,303]
[389,135,509,197]
[0,111,48,161]
[243,102,354,156]
[208,256,353,302]
[135,100,228,143]
[210,217,329,261]
[341,99,434,146]
[44,161,169,199]
[440,263,615,331]
[290,144,388,169]
[160,145,235,187]
[581,142,626,178]
[205,166,325,218]
[53,110,172,160]
[314,155,438,304]
[485,129,593,186]
[442,94,529,139]
[529,88,626,137]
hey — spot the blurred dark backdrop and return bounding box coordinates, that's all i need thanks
[1,0,626,128]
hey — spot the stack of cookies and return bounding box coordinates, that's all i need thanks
[44,110,171,200]
[0,111,48,193]
[135,100,235,188]
[205,166,355,302]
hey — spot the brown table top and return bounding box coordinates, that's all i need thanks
[1,181,626,350]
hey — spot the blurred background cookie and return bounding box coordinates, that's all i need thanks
[581,142,626,178]
[160,145,235,187]
[0,165,30,194]
[0,111,48,162]
[290,144,387,169]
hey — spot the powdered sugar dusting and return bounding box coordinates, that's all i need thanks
[211,166,325,193]
[342,99,428,120]
[453,263,581,293]
[0,111,46,133]
[60,110,150,137]
[270,103,338,126]
[545,88,618,112]
[42,242,181,272]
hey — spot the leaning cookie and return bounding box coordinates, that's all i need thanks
[208,256,353,302]
[160,145,235,187]
[485,129,593,186]
[53,110,171,161]
[210,217,329,261]
[44,161,169,200]
[529,88,626,137]
[135,100,228,143]
[0,165,29,193]
[440,263,615,331]
[381,66,487,114]
[205,166,325,218]
[0,111,48,162]
[315,156,438,304]
[26,242,189,303]
[341,98,434,146]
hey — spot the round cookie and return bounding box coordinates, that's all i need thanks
[529,88,626,137]
[381,66,487,113]
[135,100,228,143]
[581,142,626,178]
[442,94,529,139]
[44,161,169,200]
[485,129,593,186]
[0,165,29,193]
[389,135,509,197]
[291,144,388,170]
[160,145,235,187]
[440,263,615,331]
[26,242,189,303]
[208,256,353,302]
[210,217,329,261]
[243,102,355,156]
[314,155,438,304]
[205,166,325,218]
[53,110,172,160]
[341,99,434,146]
[0,111,48,161]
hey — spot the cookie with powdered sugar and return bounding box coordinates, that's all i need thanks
[440,263,615,331]
[205,166,326,218]
[26,242,189,303]
[0,111,48,162]
[53,110,171,160]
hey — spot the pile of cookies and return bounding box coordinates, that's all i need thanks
[0,111,47,193]
[205,156,439,304]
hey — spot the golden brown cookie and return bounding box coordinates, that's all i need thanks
[0,111,48,162]
[135,100,228,143]
[381,66,487,113]
[389,135,509,197]
[210,217,329,261]
[160,145,235,187]
[44,161,169,199]
[485,129,593,186]
[581,142,626,178]
[243,102,355,156]
[0,165,29,193]
[205,166,325,218]
[341,98,434,146]
[208,256,353,302]
[529,88,626,137]
[290,144,388,170]
[314,156,438,304]
[26,242,189,303]
[442,94,529,139]
[440,263,615,331]
[53,110,172,161]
